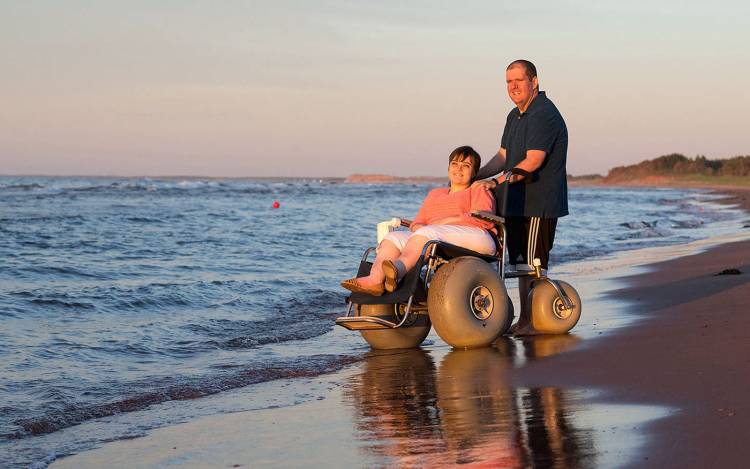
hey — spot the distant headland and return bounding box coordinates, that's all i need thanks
[573,153,750,187]
[346,154,750,188]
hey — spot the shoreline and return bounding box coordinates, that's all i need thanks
[48,187,750,468]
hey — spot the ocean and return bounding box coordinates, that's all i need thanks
[0,176,744,467]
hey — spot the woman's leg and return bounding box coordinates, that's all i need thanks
[353,231,410,287]
[353,225,494,290]
[380,234,431,292]
[356,239,401,287]
[380,225,495,292]
[386,225,495,284]
[358,230,430,290]
[392,235,430,275]
[424,225,496,255]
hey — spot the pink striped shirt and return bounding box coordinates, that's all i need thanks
[412,186,495,231]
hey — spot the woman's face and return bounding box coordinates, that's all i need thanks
[448,157,474,187]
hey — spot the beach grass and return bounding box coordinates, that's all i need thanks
[670,174,750,186]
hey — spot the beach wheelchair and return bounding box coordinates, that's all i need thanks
[335,169,582,349]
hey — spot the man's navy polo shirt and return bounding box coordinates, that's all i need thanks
[498,91,569,218]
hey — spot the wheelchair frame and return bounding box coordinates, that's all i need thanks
[335,213,576,333]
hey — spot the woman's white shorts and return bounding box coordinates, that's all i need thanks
[381,225,495,255]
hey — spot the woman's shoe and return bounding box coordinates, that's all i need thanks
[382,260,399,293]
[341,278,385,296]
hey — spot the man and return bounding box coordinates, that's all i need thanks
[473,59,568,335]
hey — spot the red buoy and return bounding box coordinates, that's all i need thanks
[272,200,280,209]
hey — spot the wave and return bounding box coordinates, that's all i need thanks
[124,216,164,223]
[220,313,337,349]
[670,219,705,229]
[20,265,103,279]
[56,180,275,195]
[552,246,612,264]
[184,290,341,349]
[0,214,84,224]
[112,292,193,310]
[619,220,658,229]
[0,178,347,202]
[7,354,360,439]
[0,183,45,190]
[615,227,671,240]
[30,298,96,309]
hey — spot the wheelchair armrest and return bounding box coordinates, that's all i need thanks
[470,211,504,227]
[432,240,499,264]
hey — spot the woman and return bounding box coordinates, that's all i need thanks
[342,146,496,296]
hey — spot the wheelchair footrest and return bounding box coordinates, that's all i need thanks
[335,316,398,330]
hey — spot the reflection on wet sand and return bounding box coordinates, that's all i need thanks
[343,336,593,468]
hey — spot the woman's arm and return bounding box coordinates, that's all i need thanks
[410,190,436,231]
[471,187,495,213]
[428,188,495,229]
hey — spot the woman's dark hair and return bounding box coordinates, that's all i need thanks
[448,146,481,182]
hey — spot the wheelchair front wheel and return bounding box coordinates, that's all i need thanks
[357,304,431,350]
[529,280,582,334]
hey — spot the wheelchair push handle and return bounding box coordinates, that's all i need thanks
[504,167,534,182]
[495,166,535,219]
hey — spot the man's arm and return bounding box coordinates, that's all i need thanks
[507,150,546,183]
[472,147,507,189]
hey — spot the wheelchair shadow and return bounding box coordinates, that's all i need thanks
[342,336,592,467]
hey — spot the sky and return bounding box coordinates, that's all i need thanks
[1,1,748,177]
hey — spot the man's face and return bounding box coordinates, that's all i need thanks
[506,66,538,110]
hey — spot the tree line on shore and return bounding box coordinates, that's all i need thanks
[570,154,750,182]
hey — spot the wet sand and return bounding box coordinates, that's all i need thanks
[514,244,750,467]
[52,188,750,468]
[52,337,654,468]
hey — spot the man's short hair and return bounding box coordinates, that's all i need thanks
[506,59,537,81]
[449,146,481,182]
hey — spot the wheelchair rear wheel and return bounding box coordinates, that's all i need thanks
[356,304,431,349]
[427,256,512,348]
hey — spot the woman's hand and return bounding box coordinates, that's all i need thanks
[409,223,425,232]
[471,171,509,190]
[471,179,496,190]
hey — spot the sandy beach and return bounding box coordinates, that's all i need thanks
[5,2,749,466]
[514,188,750,468]
[51,187,750,469]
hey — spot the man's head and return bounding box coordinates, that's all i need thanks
[506,59,539,112]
